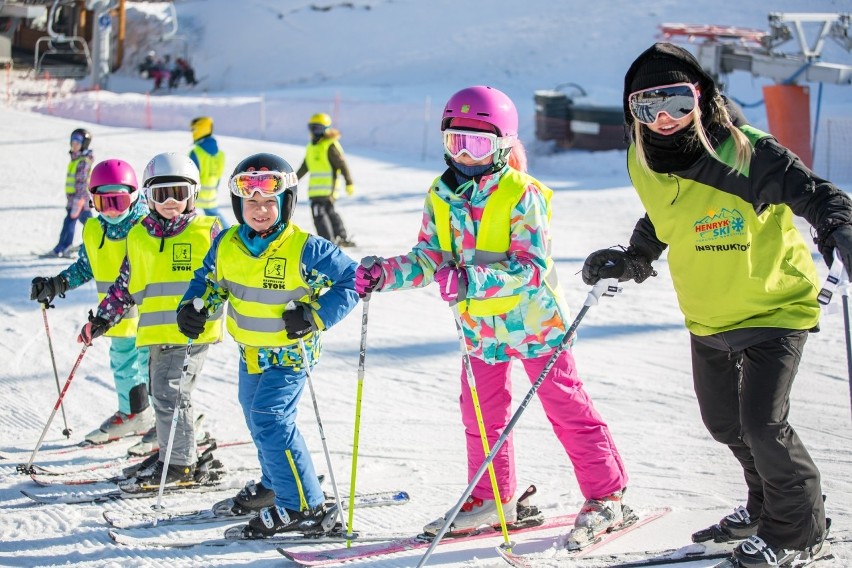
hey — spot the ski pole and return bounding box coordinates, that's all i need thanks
[17,344,89,475]
[346,296,370,545]
[152,297,204,520]
[299,337,348,535]
[449,300,512,549]
[41,302,72,438]
[417,278,621,567]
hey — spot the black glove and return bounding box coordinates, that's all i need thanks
[77,310,110,345]
[30,275,68,305]
[582,247,655,285]
[282,303,316,340]
[818,224,852,274]
[176,301,209,340]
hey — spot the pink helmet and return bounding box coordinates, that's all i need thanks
[89,159,138,192]
[441,85,518,138]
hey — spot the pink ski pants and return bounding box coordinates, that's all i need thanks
[460,349,627,502]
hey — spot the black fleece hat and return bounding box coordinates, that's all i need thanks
[623,42,717,126]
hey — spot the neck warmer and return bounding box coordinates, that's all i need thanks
[641,125,705,172]
[239,223,285,257]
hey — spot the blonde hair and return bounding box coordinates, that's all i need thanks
[507,138,528,173]
[633,92,752,175]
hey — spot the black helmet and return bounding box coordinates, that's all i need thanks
[229,153,298,230]
[70,128,92,151]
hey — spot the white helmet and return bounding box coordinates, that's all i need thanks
[142,152,201,212]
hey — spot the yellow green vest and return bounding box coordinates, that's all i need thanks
[430,169,563,317]
[65,158,82,194]
[81,218,138,338]
[192,144,226,209]
[127,216,223,346]
[305,138,341,198]
[628,126,820,335]
[215,223,313,347]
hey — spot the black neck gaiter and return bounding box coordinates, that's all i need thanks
[641,125,704,173]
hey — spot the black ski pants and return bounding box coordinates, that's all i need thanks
[310,198,348,243]
[690,329,825,550]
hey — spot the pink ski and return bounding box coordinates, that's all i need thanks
[279,513,577,566]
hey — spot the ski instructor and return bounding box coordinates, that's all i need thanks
[581,42,851,568]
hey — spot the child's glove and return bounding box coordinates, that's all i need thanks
[345,184,356,196]
[582,247,655,285]
[176,301,209,339]
[434,262,468,303]
[30,275,68,305]
[77,310,110,345]
[355,257,384,298]
[282,303,316,340]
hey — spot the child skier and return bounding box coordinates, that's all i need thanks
[31,158,153,445]
[44,128,94,258]
[177,152,358,538]
[296,113,356,247]
[77,152,224,488]
[189,116,229,228]
[355,86,630,547]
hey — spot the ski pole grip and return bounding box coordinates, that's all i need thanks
[584,278,621,307]
[192,297,205,312]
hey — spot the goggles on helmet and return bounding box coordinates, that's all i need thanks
[91,185,133,215]
[628,82,699,125]
[442,129,515,161]
[229,170,297,198]
[70,133,85,144]
[147,181,194,204]
[308,123,328,137]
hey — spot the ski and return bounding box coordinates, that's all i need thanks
[103,489,410,529]
[279,513,578,566]
[708,544,834,568]
[496,507,671,568]
[21,477,225,505]
[108,527,410,549]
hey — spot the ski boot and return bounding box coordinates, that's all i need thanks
[563,488,637,551]
[126,413,209,457]
[213,479,276,517]
[231,503,339,539]
[422,484,542,537]
[693,505,759,543]
[733,520,831,568]
[83,407,154,445]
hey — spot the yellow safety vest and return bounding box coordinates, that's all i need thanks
[127,216,223,346]
[430,169,562,317]
[215,223,314,347]
[81,218,138,338]
[191,144,226,209]
[305,138,341,199]
[65,158,81,194]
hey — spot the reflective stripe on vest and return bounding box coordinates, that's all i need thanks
[215,223,312,347]
[81,218,138,338]
[65,158,81,194]
[127,216,223,346]
[430,169,560,317]
[192,145,225,209]
[305,138,340,198]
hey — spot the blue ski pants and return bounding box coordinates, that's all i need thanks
[109,336,149,415]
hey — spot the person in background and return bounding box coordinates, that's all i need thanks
[189,116,229,229]
[169,57,199,89]
[177,153,358,538]
[355,86,630,548]
[31,159,153,445]
[77,152,224,489]
[296,113,356,247]
[44,128,94,258]
[581,42,845,568]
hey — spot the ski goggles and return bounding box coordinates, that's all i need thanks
[70,133,85,144]
[229,170,298,198]
[90,185,133,214]
[147,181,195,204]
[442,129,515,161]
[628,82,699,124]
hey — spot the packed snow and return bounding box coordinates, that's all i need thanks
[1,1,851,567]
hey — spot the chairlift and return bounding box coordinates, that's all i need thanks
[33,0,92,78]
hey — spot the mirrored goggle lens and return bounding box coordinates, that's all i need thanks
[229,171,297,198]
[70,134,85,144]
[149,183,192,204]
[91,191,132,214]
[629,84,697,124]
[443,130,501,160]
[308,124,327,136]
